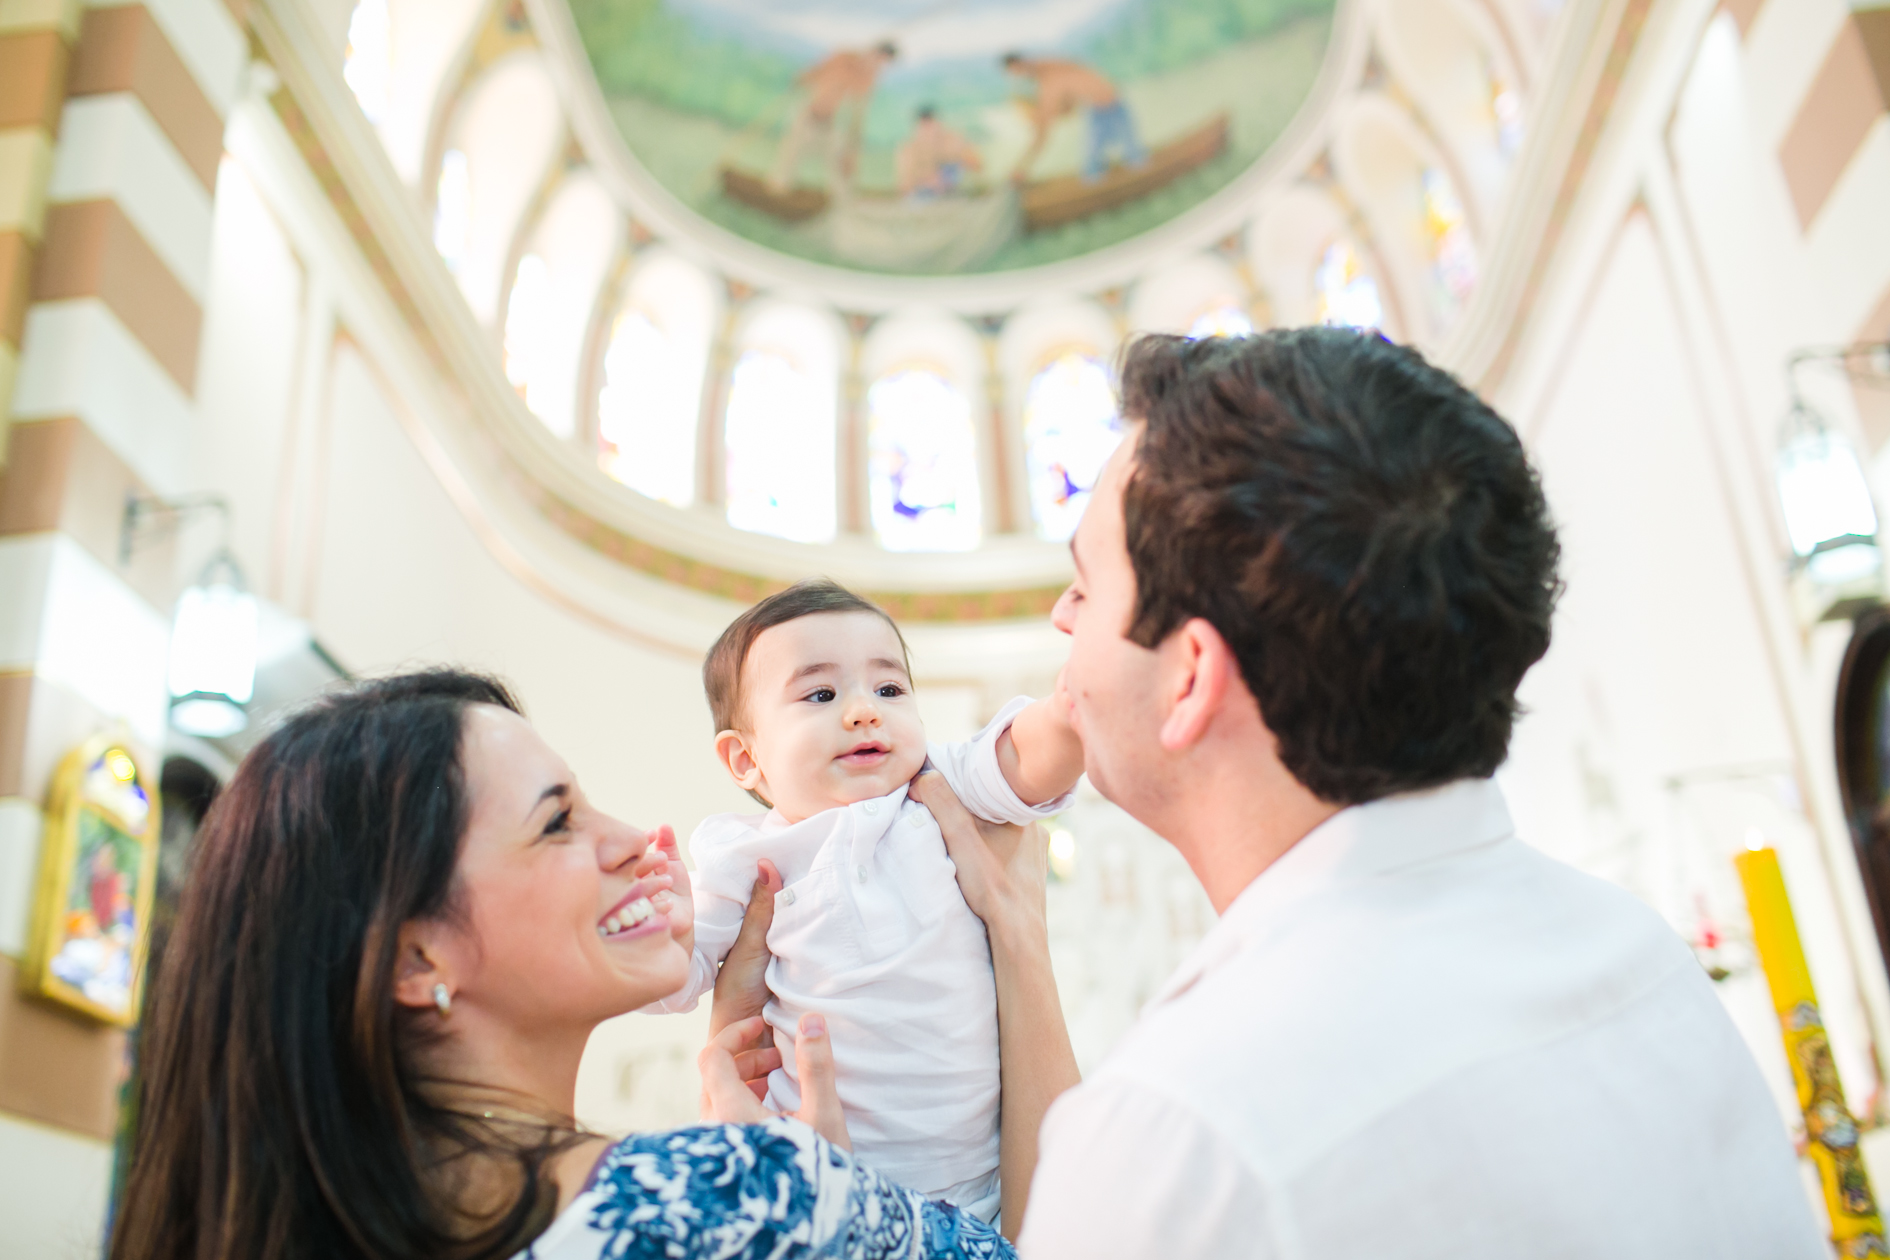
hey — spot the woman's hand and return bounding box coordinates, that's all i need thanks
[699,1013,851,1151]
[709,860,781,1039]
[909,772,1048,948]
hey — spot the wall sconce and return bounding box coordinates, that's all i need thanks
[1778,344,1890,622]
[120,494,259,738]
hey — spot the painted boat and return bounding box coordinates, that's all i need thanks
[1020,113,1230,231]
[720,168,829,222]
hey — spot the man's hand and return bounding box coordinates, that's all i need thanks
[909,773,1047,943]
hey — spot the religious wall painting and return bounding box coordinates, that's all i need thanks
[568,0,1339,275]
[24,736,161,1026]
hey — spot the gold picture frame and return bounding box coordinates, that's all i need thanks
[22,735,161,1026]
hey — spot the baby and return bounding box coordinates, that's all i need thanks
[651,578,1083,1221]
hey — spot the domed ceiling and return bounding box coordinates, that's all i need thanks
[565,0,1338,275]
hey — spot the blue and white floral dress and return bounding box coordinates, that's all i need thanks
[520,1119,1014,1259]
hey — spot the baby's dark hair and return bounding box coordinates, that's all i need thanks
[703,578,912,735]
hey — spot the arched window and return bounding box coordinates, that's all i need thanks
[598,252,717,506]
[343,0,390,122]
[437,54,563,322]
[724,304,839,543]
[1314,240,1384,330]
[1422,167,1478,316]
[1024,351,1120,543]
[434,149,470,272]
[867,367,981,552]
[500,172,619,439]
[1490,62,1524,159]
[1188,305,1254,338]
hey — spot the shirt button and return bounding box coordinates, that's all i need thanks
[856,865,868,883]
[863,801,879,816]
[778,887,796,907]
[907,812,926,829]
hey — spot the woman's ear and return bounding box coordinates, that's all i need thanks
[391,919,452,1013]
[714,730,769,799]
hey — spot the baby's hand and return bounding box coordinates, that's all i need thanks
[648,824,694,954]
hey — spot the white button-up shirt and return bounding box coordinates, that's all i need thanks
[1019,778,1823,1259]
[655,697,1072,1216]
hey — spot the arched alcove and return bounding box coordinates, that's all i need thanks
[998,298,1122,543]
[723,298,843,544]
[1377,0,1524,225]
[502,168,621,439]
[1126,253,1253,338]
[363,0,485,183]
[437,51,564,324]
[860,311,986,552]
[596,248,721,506]
[1249,185,1398,338]
[1331,94,1478,342]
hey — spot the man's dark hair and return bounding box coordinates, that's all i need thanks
[703,578,911,736]
[1001,51,1026,68]
[875,40,898,58]
[1117,328,1561,805]
[917,104,936,120]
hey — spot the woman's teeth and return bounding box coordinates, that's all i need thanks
[599,897,656,936]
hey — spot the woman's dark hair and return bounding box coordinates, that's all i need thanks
[111,668,576,1260]
[1117,328,1562,805]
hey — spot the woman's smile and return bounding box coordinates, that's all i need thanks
[597,877,674,940]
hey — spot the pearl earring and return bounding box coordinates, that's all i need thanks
[433,982,452,1017]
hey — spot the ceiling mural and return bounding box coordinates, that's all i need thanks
[567,0,1338,275]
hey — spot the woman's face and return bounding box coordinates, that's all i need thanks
[443,704,689,1034]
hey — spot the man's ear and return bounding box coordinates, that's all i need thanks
[391,919,453,1013]
[714,730,769,799]
[1157,617,1239,753]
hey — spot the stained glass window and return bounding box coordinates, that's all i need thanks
[1188,305,1254,339]
[867,368,982,552]
[599,312,699,506]
[1314,241,1383,330]
[502,253,551,414]
[599,254,715,506]
[1490,67,1524,160]
[434,149,470,273]
[725,348,837,543]
[342,0,390,123]
[1422,168,1478,316]
[1024,351,1121,542]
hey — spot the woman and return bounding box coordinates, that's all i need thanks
[111,669,1077,1259]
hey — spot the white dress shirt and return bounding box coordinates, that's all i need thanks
[1019,778,1823,1259]
[655,697,1072,1218]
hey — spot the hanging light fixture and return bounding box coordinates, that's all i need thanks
[165,550,259,738]
[1776,398,1882,586]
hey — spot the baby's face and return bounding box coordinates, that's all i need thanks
[727,611,927,824]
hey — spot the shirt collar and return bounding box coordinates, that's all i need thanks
[1148,777,1516,1008]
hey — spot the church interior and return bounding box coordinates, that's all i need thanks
[2,0,1889,1250]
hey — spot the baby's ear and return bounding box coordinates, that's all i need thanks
[715,730,766,794]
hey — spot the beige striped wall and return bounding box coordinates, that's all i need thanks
[0,0,241,1229]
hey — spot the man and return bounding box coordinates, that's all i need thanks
[768,41,896,193]
[1002,52,1144,184]
[1016,329,1822,1256]
[897,106,984,198]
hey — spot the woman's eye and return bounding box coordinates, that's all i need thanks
[544,808,573,838]
[876,684,905,699]
[809,687,836,703]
